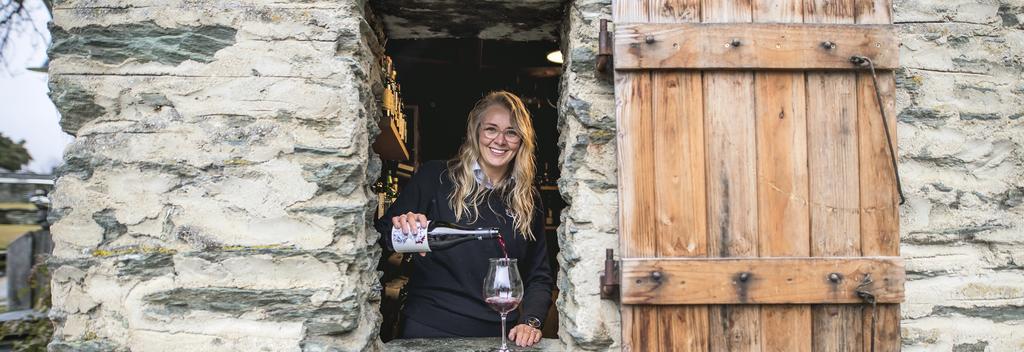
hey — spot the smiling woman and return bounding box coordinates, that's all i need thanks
[370,29,569,346]
[374,91,552,349]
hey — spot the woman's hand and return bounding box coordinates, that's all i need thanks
[392,211,428,235]
[392,212,429,256]
[508,324,542,347]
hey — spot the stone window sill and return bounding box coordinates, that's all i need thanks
[384,338,562,351]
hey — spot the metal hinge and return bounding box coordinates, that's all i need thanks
[600,248,620,300]
[596,19,613,74]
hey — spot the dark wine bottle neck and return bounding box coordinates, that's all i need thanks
[428,221,498,236]
[429,236,488,251]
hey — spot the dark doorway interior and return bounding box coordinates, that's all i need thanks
[376,38,565,342]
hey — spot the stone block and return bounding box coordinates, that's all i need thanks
[51,74,357,137]
[903,272,1024,319]
[902,316,1020,351]
[127,329,302,352]
[51,4,358,43]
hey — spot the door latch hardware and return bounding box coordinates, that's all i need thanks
[597,19,613,74]
[600,248,620,300]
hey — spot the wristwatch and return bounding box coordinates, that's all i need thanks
[525,316,542,329]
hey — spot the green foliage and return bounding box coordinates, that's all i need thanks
[0,257,53,351]
[0,133,32,172]
[18,259,52,351]
[0,316,52,352]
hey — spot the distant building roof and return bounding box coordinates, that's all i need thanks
[0,173,55,185]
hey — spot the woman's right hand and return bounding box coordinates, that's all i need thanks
[392,212,429,256]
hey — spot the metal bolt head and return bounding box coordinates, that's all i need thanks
[828,273,841,283]
[645,35,656,44]
[730,38,742,47]
[822,41,837,50]
[738,272,750,282]
[651,271,663,281]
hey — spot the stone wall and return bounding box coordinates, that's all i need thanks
[895,0,1024,350]
[47,0,385,350]
[555,0,620,351]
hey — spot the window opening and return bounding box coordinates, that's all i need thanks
[372,38,565,343]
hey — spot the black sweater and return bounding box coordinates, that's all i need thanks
[375,160,553,337]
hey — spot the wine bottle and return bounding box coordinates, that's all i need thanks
[391,221,499,253]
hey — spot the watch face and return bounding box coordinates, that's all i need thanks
[527,317,542,328]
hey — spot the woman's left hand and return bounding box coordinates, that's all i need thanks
[508,324,542,347]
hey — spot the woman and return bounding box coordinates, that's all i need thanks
[375,91,552,348]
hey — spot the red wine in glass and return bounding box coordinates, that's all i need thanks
[484,296,520,314]
[483,258,523,352]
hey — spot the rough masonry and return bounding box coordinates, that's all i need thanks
[554,0,620,350]
[47,0,385,350]
[894,0,1024,350]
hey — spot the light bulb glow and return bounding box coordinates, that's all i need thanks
[546,50,563,64]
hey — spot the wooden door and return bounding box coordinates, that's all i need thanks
[612,0,903,351]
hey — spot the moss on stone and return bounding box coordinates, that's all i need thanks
[90,246,177,258]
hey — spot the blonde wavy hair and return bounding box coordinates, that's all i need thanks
[446,91,538,241]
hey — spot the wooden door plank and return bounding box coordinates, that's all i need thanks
[807,71,864,352]
[754,0,804,22]
[653,73,708,258]
[650,1,708,351]
[813,305,865,352]
[614,2,656,351]
[762,304,811,352]
[856,1,900,351]
[703,72,761,352]
[615,68,659,352]
[621,257,905,304]
[651,0,700,22]
[805,0,863,351]
[702,4,757,258]
[855,0,898,269]
[752,1,811,350]
[615,0,650,23]
[651,0,706,259]
[702,1,760,351]
[653,71,710,352]
[613,23,898,70]
[804,0,857,21]
[755,72,813,352]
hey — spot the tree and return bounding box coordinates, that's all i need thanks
[0,0,51,71]
[0,132,32,171]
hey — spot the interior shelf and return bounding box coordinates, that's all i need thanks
[373,119,409,161]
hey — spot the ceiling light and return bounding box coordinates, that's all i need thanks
[546,50,563,64]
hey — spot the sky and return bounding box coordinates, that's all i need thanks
[0,0,71,174]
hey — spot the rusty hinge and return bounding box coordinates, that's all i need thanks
[596,19,613,74]
[600,248,620,300]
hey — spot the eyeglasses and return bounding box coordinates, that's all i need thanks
[481,126,521,144]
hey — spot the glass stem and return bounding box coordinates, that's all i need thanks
[500,312,508,351]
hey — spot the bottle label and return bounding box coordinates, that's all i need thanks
[392,221,430,253]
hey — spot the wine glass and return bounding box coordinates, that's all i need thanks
[483,258,524,352]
